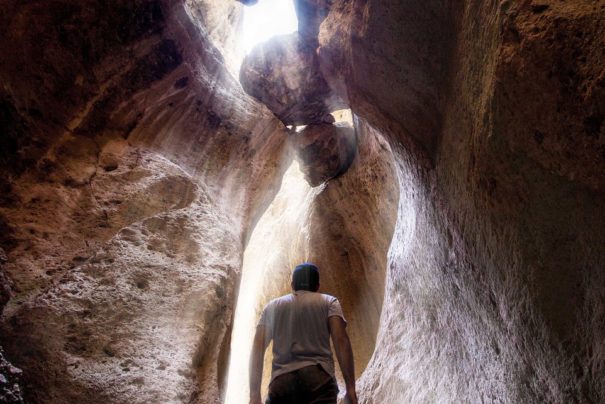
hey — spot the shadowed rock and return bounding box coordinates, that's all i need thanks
[294,0,332,41]
[0,347,23,403]
[239,32,346,125]
[293,123,357,186]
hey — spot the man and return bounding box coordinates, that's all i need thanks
[249,263,358,404]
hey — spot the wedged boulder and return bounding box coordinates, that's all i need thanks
[239,32,346,125]
[292,123,357,186]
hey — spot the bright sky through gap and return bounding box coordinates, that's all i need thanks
[241,0,298,54]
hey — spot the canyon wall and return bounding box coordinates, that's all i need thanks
[318,0,605,402]
[0,0,289,402]
[0,0,604,403]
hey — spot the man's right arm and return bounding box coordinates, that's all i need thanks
[328,316,358,404]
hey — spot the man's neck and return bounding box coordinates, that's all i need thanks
[293,289,317,295]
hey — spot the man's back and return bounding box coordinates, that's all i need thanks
[259,291,345,382]
[249,263,357,404]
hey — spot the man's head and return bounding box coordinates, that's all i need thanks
[291,263,320,292]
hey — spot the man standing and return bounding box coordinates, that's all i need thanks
[249,263,358,404]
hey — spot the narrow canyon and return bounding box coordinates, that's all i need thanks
[0,0,604,403]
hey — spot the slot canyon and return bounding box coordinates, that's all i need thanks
[0,0,604,402]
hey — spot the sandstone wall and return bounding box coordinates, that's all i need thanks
[0,0,288,402]
[318,0,605,402]
[1,0,604,403]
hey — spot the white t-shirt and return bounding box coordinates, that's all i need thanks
[257,290,346,382]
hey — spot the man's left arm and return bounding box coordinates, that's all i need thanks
[249,324,266,404]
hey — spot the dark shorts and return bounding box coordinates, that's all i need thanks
[266,364,338,404]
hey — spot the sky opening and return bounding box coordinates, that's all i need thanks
[240,0,298,55]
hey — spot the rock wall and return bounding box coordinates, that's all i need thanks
[0,0,604,403]
[0,0,289,402]
[317,0,605,402]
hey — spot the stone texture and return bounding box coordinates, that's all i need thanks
[0,0,289,403]
[292,123,357,187]
[239,32,346,125]
[493,1,605,190]
[0,346,23,403]
[1,0,604,403]
[317,0,452,155]
[1,151,238,402]
[315,1,605,403]
[0,248,22,404]
[185,0,244,75]
[0,247,10,316]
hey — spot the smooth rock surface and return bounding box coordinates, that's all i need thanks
[294,0,331,41]
[316,1,605,402]
[317,0,452,155]
[227,118,399,400]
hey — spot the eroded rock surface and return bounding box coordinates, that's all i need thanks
[315,1,605,403]
[1,150,241,402]
[0,346,23,403]
[317,0,452,155]
[0,251,22,404]
[228,117,399,400]
[1,0,604,403]
[0,0,288,403]
[239,32,345,125]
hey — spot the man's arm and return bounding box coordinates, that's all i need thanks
[249,325,266,404]
[329,316,358,404]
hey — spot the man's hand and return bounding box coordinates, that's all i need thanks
[345,386,358,404]
[328,316,358,404]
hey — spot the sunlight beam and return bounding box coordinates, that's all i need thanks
[240,0,298,55]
